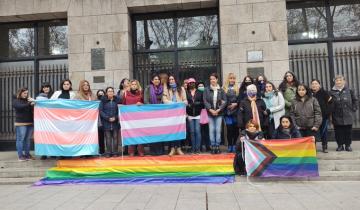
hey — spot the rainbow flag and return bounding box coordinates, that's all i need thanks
[244,137,319,177]
[34,99,100,157]
[35,154,235,185]
[119,103,186,146]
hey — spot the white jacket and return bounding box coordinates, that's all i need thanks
[263,91,285,129]
[50,90,76,99]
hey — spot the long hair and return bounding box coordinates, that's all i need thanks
[77,80,93,99]
[130,79,143,93]
[239,75,254,93]
[278,71,300,92]
[39,82,53,98]
[167,75,183,97]
[295,83,312,100]
[223,73,239,95]
[278,115,296,130]
[60,79,72,91]
[16,87,29,99]
[119,78,129,90]
[264,81,279,96]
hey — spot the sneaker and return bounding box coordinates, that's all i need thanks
[18,157,27,162]
[345,146,352,152]
[336,146,344,151]
[40,156,47,160]
[25,155,36,160]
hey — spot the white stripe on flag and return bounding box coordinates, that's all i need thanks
[121,116,186,130]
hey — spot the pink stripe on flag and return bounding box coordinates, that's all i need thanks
[120,108,186,121]
[121,124,186,138]
[34,131,98,145]
[34,108,99,121]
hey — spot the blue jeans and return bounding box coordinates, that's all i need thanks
[16,125,34,158]
[188,118,202,151]
[208,116,223,146]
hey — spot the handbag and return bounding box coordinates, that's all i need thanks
[200,109,209,124]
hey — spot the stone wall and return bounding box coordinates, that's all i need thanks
[220,0,289,84]
[0,0,289,88]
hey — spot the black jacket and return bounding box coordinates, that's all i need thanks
[312,88,333,118]
[186,90,204,117]
[99,96,121,130]
[13,98,33,124]
[272,126,302,139]
[225,88,238,116]
[203,86,227,116]
[237,98,269,129]
[330,86,359,125]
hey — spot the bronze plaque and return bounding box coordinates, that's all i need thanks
[91,48,105,70]
[93,76,105,83]
[247,67,264,79]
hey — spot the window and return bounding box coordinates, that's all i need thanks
[332,4,360,37]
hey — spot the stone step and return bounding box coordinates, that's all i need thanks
[0,177,43,185]
[316,151,360,160]
[0,168,47,178]
[318,159,360,171]
[0,160,56,169]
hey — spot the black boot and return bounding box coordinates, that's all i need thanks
[345,146,352,152]
[322,145,328,153]
[336,145,344,151]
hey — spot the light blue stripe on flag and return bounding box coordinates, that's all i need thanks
[35,144,99,157]
[35,119,97,133]
[123,132,186,146]
[119,102,185,113]
[36,99,100,110]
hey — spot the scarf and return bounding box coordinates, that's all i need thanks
[59,90,70,99]
[150,84,163,104]
[245,130,259,140]
[248,96,261,131]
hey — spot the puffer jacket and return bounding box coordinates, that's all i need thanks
[290,96,322,129]
[330,86,359,125]
[203,86,227,116]
[282,86,297,113]
[312,88,333,118]
[99,96,120,130]
[272,126,302,139]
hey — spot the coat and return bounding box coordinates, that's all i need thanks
[237,97,269,130]
[99,96,120,130]
[122,90,143,105]
[13,98,33,124]
[290,96,322,129]
[312,88,333,119]
[225,87,238,116]
[282,86,296,113]
[162,86,188,104]
[51,90,76,99]
[143,85,163,104]
[330,86,359,125]
[262,91,285,129]
[272,126,302,139]
[203,86,227,116]
[186,90,204,117]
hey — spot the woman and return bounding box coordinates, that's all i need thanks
[234,120,264,175]
[96,90,105,155]
[186,78,203,154]
[117,78,130,99]
[163,75,188,156]
[13,88,35,161]
[36,82,53,100]
[237,84,269,135]
[223,73,239,153]
[311,79,333,153]
[278,71,300,114]
[197,81,211,152]
[123,80,144,156]
[272,115,301,139]
[74,80,95,101]
[237,76,254,102]
[99,87,120,157]
[203,73,227,154]
[51,79,76,99]
[330,75,358,152]
[290,84,322,142]
[262,81,285,138]
[144,74,165,156]
[255,75,267,98]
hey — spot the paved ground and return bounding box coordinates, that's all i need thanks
[1,180,360,209]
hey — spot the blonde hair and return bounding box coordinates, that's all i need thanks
[130,79,142,92]
[223,73,239,95]
[77,80,93,100]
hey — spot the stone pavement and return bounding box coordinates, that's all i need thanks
[0,180,360,209]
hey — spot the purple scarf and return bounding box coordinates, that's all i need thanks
[150,84,163,104]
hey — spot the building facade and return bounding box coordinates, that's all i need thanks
[0,0,359,143]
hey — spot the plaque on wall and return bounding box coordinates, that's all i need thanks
[93,76,105,83]
[247,50,263,63]
[247,67,264,79]
[91,48,105,70]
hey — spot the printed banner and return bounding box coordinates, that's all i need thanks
[243,137,319,177]
[34,99,100,156]
[119,103,186,146]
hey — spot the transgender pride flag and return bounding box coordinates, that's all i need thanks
[119,103,186,146]
[34,99,100,156]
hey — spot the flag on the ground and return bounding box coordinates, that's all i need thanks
[243,137,319,177]
[34,99,100,156]
[119,103,186,146]
[35,154,235,185]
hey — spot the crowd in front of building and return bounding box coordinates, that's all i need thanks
[12,70,358,163]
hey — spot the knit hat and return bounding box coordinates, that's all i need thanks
[246,84,257,93]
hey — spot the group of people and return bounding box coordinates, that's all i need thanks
[13,70,358,162]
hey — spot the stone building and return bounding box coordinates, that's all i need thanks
[1,0,359,144]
